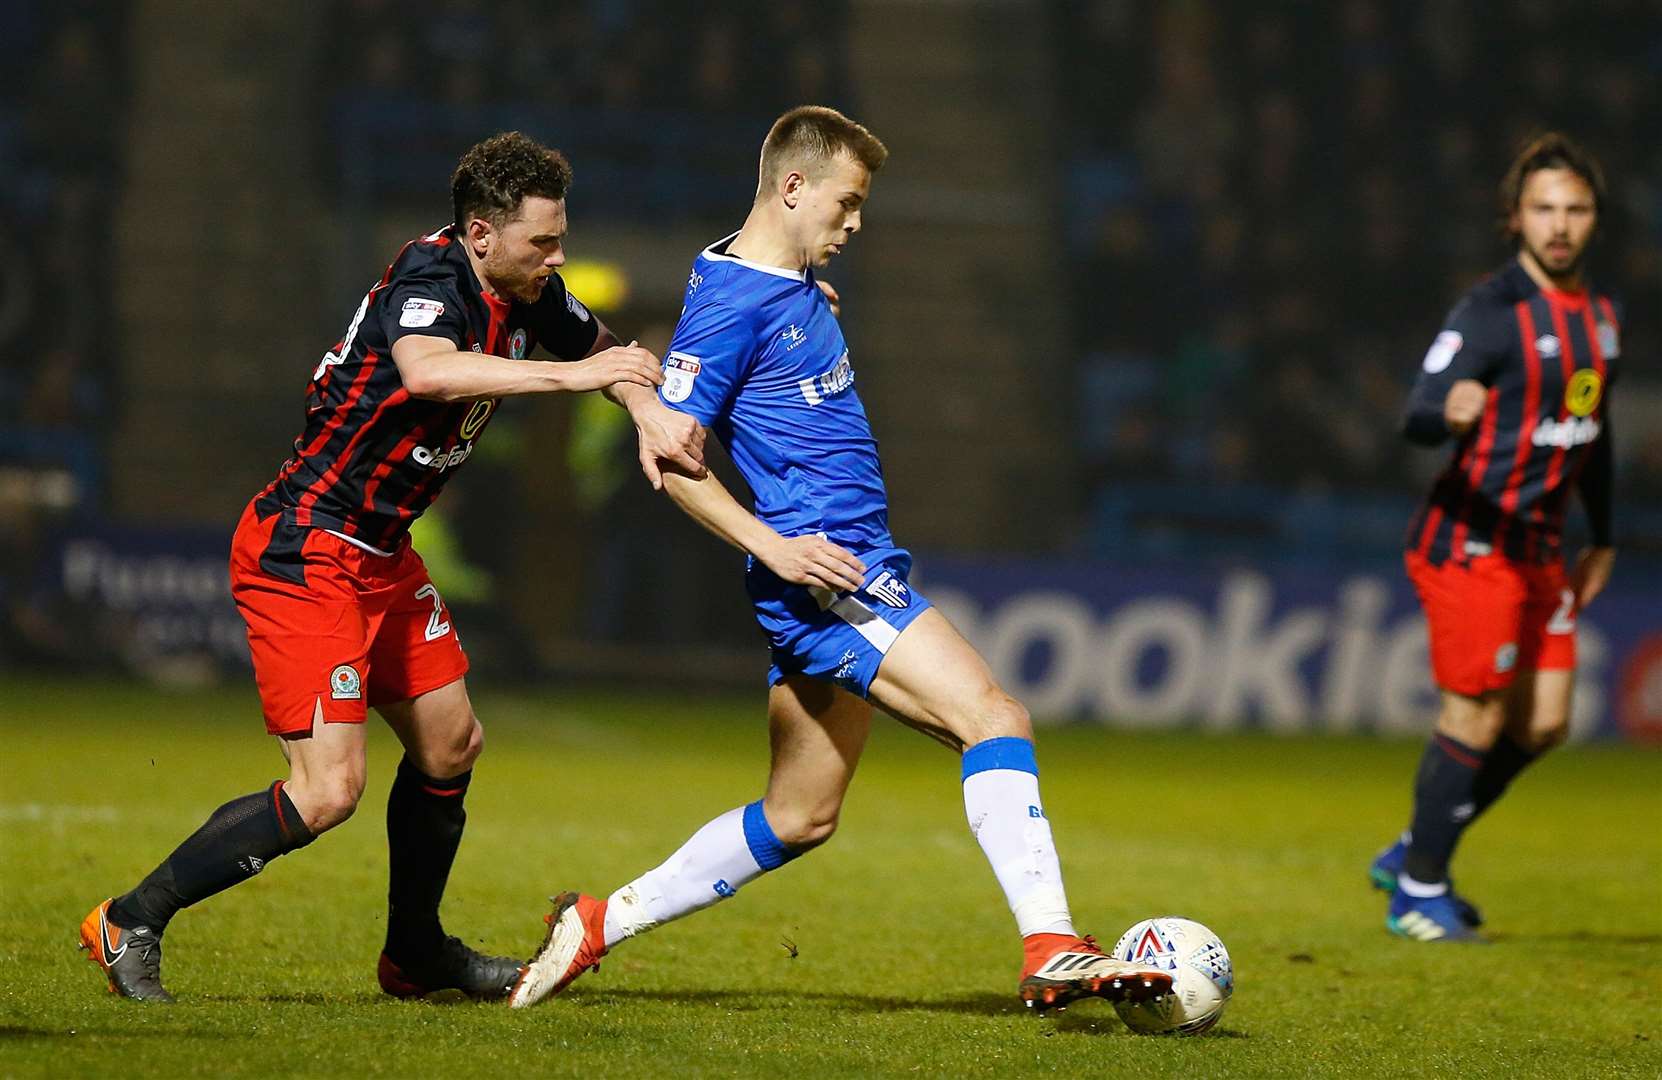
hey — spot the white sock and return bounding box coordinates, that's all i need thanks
[602,800,794,949]
[1399,874,1449,898]
[961,737,1075,938]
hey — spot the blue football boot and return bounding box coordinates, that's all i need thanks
[1370,838,1483,927]
[1387,886,1485,943]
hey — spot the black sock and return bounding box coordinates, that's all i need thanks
[108,782,314,932]
[1403,734,1486,884]
[384,756,470,957]
[1470,735,1538,819]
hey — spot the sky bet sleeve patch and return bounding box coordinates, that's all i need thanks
[399,298,445,328]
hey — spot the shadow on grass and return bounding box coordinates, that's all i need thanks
[583,986,1021,1016]
[200,990,496,1006]
[0,1025,222,1041]
[584,989,1253,1040]
[1488,931,1662,946]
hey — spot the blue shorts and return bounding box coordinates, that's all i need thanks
[746,548,932,698]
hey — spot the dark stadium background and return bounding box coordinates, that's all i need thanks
[2,0,1658,739]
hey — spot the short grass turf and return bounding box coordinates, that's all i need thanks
[1,678,1658,1079]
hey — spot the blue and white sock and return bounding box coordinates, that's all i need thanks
[962,737,1076,938]
[602,800,795,949]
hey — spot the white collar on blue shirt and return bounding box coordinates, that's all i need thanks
[701,230,808,282]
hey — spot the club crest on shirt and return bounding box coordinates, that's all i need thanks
[330,664,362,700]
[1535,334,1561,359]
[1422,330,1462,373]
[509,328,528,360]
[864,570,910,609]
[400,298,445,328]
[459,399,494,440]
[663,352,702,403]
[1565,369,1603,417]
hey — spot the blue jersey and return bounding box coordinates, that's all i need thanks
[659,233,895,557]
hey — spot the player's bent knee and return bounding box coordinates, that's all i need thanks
[980,694,1033,742]
[417,714,484,779]
[768,806,840,851]
[1526,715,1570,753]
[454,716,485,770]
[291,775,364,833]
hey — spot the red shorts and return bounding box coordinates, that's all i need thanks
[229,501,469,735]
[1404,551,1576,698]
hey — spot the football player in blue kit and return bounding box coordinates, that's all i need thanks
[510,107,1171,1013]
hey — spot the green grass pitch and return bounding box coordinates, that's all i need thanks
[1,678,1658,1078]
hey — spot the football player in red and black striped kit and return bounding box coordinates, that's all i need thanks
[1372,134,1620,942]
[78,132,706,1000]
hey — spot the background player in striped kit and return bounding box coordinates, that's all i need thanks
[510,107,1172,1013]
[78,132,705,1001]
[1373,133,1620,942]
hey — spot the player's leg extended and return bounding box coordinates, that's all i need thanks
[1471,666,1571,816]
[80,701,351,1001]
[866,608,1171,1010]
[1383,552,1528,939]
[1387,689,1504,941]
[378,677,482,953]
[511,678,871,1008]
[373,676,520,999]
[606,676,869,939]
[1469,564,1576,821]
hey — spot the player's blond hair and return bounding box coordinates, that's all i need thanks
[756,106,888,201]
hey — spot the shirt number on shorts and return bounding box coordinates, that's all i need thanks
[1547,589,1576,635]
[414,584,452,642]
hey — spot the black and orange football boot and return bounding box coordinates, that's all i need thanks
[79,899,174,1002]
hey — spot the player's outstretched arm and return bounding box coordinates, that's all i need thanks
[392,335,662,403]
[1400,304,1498,445]
[587,323,707,490]
[662,469,866,592]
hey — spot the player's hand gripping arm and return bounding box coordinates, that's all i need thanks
[661,467,866,592]
[585,322,708,490]
[391,334,663,403]
[1572,409,1616,608]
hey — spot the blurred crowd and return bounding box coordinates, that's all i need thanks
[326,0,846,116]
[0,1,124,500]
[320,0,852,223]
[1058,0,1660,522]
[1,2,128,664]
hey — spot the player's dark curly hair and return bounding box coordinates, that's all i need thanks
[1498,132,1606,241]
[451,131,573,229]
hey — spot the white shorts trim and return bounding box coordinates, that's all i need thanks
[829,594,899,654]
[323,529,398,558]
